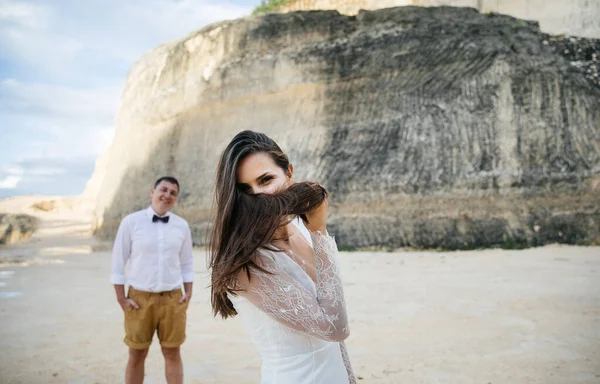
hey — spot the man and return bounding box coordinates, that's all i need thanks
[110,176,194,384]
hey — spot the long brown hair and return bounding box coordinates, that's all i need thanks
[209,131,327,318]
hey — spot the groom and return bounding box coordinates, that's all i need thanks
[110,176,194,384]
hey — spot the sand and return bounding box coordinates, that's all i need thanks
[0,196,599,383]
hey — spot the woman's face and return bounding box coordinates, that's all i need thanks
[236,152,292,195]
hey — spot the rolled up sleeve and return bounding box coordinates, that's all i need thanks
[180,225,194,283]
[110,217,131,285]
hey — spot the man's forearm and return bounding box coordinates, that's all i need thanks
[183,282,193,297]
[114,284,126,303]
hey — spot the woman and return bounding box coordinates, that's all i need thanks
[209,130,356,383]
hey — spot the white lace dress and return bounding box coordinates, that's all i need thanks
[228,221,356,384]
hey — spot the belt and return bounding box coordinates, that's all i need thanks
[129,286,181,297]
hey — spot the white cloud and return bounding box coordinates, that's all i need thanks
[0,0,51,28]
[27,167,66,176]
[0,175,21,189]
[0,1,80,77]
[0,164,24,175]
[0,164,23,189]
[0,157,96,196]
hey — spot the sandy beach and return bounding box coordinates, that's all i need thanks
[1,197,599,384]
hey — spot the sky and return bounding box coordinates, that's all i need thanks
[0,0,256,198]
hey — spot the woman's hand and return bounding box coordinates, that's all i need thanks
[302,197,328,234]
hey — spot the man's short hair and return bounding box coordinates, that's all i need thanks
[154,176,180,193]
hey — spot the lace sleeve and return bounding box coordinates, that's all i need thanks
[340,341,357,383]
[237,231,350,342]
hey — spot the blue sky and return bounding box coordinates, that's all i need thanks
[0,0,256,198]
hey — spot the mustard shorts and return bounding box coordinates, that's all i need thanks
[124,286,187,349]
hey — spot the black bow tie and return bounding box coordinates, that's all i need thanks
[152,215,169,223]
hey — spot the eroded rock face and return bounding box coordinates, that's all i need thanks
[270,0,600,39]
[88,7,600,249]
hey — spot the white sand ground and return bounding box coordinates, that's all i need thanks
[0,196,599,384]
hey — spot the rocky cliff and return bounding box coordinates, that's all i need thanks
[87,6,600,249]
[268,0,600,39]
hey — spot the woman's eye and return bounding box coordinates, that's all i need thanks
[260,176,273,185]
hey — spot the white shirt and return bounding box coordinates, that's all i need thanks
[110,206,194,292]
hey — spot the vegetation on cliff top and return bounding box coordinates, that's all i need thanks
[253,0,289,15]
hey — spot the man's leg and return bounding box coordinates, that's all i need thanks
[126,347,149,384]
[123,288,156,384]
[162,346,183,384]
[157,290,187,384]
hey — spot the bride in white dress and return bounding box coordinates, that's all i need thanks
[209,130,356,384]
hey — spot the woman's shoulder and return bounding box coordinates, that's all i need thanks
[235,249,280,286]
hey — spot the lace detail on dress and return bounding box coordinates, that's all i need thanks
[238,231,350,342]
[340,341,357,384]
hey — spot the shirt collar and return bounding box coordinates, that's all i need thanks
[147,206,170,219]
